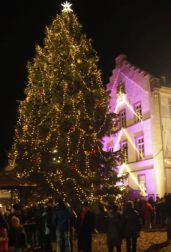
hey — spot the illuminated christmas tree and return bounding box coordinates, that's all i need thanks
[10,2,120,205]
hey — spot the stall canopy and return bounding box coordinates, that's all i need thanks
[0,172,37,205]
[0,172,37,189]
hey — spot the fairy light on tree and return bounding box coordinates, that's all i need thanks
[9,1,121,206]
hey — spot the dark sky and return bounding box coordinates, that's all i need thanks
[1,0,171,154]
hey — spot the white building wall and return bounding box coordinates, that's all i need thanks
[128,168,156,196]
[160,90,171,158]
[159,88,171,193]
[105,55,171,197]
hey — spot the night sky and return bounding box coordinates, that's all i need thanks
[0,0,171,163]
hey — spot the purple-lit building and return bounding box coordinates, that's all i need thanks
[103,54,171,198]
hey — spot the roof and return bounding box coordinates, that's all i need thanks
[0,173,37,189]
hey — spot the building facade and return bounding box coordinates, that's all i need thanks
[103,54,171,198]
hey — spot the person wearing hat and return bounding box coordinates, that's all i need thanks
[76,202,95,252]
[106,203,123,252]
[122,201,141,252]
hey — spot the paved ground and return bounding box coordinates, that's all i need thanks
[89,230,170,252]
[33,229,171,252]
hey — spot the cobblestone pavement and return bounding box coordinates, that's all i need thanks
[72,230,171,252]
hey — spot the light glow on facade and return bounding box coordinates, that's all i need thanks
[104,54,171,197]
[118,163,147,196]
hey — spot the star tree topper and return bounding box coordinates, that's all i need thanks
[61,1,73,13]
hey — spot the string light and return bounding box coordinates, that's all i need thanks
[118,163,147,196]
[8,3,119,205]
[111,89,146,195]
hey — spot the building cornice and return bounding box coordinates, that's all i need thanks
[128,165,154,173]
[159,86,171,94]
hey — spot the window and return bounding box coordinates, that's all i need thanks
[119,109,126,128]
[120,141,128,163]
[114,150,122,165]
[106,140,114,152]
[134,102,142,122]
[112,114,120,132]
[168,99,171,117]
[117,81,126,95]
[136,137,144,160]
[108,147,114,152]
[138,174,146,193]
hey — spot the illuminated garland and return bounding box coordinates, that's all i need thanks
[8,1,120,205]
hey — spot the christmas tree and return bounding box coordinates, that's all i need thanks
[10,2,120,206]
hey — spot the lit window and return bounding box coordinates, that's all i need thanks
[119,109,126,128]
[106,140,114,152]
[136,137,144,160]
[108,147,114,152]
[168,99,171,117]
[120,141,128,163]
[114,150,122,165]
[112,114,120,132]
[134,102,142,122]
[138,174,146,192]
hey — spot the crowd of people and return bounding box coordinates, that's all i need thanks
[0,193,171,252]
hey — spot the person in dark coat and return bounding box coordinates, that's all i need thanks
[123,201,141,252]
[0,206,9,231]
[76,201,95,252]
[106,204,123,252]
[0,205,9,252]
[8,215,27,252]
[54,199,72,252]
[165,193,171,243]
[42,199,55,252]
